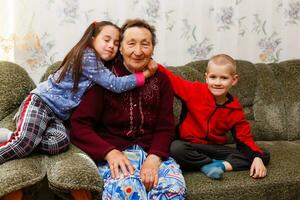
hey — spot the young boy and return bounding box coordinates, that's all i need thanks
[159,54,270,180]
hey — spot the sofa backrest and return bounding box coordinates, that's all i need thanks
[167,59,300,141]
[270,60,300,140]
[0,61,36,121]
[39,61,62,82]
[9,59,297,142]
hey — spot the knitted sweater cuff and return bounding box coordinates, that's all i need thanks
[135,72,145,87]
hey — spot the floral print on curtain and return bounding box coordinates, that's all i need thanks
[0,0,300,83]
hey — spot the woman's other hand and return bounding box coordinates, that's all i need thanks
[140,154,161,190]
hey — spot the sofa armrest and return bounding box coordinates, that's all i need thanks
[0,109,17,131]
[0,154,46,198]
[46,144,103,197]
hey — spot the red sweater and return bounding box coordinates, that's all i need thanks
[70,63,175,162]
[159,66,264,159]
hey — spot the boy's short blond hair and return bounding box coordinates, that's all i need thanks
[207,54,237,74]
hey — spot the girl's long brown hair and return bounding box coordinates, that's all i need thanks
[55,21,120,92]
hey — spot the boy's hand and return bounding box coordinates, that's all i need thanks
[143,59,158,78]
[250,157,267,179]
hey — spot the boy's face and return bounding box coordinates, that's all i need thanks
[205,63,239,103]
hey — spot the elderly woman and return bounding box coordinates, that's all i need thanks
[70,19,186,199]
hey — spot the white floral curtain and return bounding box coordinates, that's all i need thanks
[1,0,300,83]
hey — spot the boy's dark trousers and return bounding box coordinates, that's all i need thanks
[170,140,270,171]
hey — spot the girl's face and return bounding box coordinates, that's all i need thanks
[92,25,120,61]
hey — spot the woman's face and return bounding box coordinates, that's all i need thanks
[120,27,154,72]
[92,25,120,61]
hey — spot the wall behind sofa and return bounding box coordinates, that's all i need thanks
[0,0,300,83]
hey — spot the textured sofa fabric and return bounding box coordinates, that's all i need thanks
[0,61,103,200]
[0,60,299,199]
[0,61,45,198]
[46,144,102,199]
[0,61,36,128]
[170,60,300,199]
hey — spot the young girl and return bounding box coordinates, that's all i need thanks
[0,21,157,164]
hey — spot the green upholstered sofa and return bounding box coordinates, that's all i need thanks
[0,59,299,199]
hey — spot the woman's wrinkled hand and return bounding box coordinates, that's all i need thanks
[140,154,161,190]
[105,149,135,179]
[143,59,158,78]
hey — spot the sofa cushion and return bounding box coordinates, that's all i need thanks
[184,140,300,200]
[0,61,35,121]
